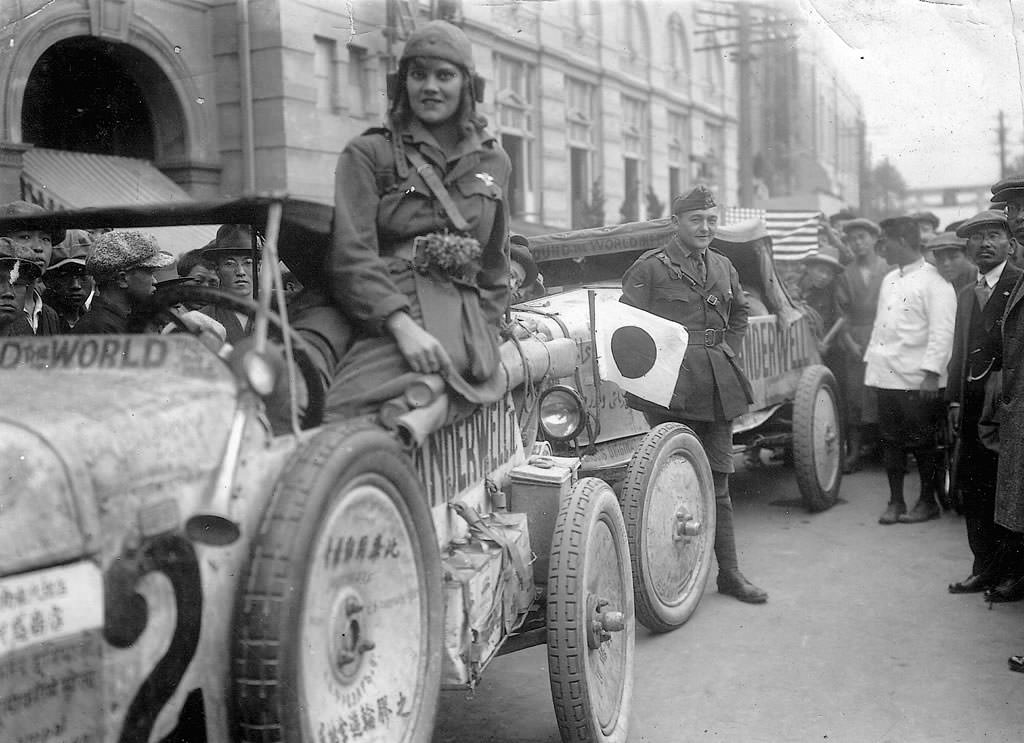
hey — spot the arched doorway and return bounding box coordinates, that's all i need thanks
[21,35,187,165]
[22,37,154,158]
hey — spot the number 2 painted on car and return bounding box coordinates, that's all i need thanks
[103,533,206,743]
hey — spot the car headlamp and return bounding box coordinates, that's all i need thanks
[537,385,586,441]
[242,350,277,396]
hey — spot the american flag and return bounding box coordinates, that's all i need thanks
[723,207,823,262]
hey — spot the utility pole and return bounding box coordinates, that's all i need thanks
[695,2,797,208]
[998,110,1007,179]
[737,3,753,207]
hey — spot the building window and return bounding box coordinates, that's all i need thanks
[668,13,690,87]
[573,0,601,37]
[623,1,650,62]
[347,45,370,117]
[314,36,338,112]
[567,77,597,228]
[495,54,537,220]
[701,121,724,184]
[701,38,725,105]
[621,94,648,223]
[668,111,690,200]
[621,94,647,158]
[622,157,640,223]
[669,166,682,203]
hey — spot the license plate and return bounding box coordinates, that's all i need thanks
[0,562,104,742]
[0,562,103,653]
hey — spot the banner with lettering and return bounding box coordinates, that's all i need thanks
[592,291,687,408]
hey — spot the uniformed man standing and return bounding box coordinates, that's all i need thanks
[620,185,767,604]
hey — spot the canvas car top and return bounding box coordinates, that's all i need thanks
[525,216,770,264]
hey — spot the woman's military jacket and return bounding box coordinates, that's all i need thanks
[620,234,754,422]
[327,119,511,334]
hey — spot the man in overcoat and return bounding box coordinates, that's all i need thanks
[620,185,766,604]
[988,178,1024,607]
[945,211,1020,594]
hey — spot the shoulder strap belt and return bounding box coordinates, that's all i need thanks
[654,252,731,326]
[404,148,471,232]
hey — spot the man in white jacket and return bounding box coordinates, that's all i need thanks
[865,216,956,525]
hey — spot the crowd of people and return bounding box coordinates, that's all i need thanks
[780,184,1024,673]
[0,199,268,345]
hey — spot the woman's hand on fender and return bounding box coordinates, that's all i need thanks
[386,311,453,374]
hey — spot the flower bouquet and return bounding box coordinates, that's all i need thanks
[412,231,482,282]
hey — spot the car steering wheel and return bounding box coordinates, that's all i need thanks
[151,284,326,429]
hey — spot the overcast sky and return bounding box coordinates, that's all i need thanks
[799,0,1024,190]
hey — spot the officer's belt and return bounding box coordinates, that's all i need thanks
[687,328,725,347]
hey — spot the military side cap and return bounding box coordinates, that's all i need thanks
[48,229,92,273]
[0,200,66,246]
[955,210,1009,238]
[841,217,880,236]
[908,210,940,228]
[924,231,967,253]
[86,230,174,280]
[671,185,717,215]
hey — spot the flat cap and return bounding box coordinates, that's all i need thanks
[991,175,1024,205]
[908,210,940,228]
[86,230,174,280]
[0,200,66,247]
[879,216,918,234]
[671,185,717,215]
[841,217,880,236]
[955,210,1010,238]
[154,262,195,288]
[0,237,42,284]
[801,242,842,271]
[990,174,1024,195]
[48,229,92,273]
[924,231,967,252]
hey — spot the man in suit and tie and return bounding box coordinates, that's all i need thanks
[946,211,1021,594]
[620,185,766,604]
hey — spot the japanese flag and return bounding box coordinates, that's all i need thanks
[592,292,688,408]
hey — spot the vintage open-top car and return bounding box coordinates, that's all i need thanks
[0,196,723,743]
[515,216,844,515]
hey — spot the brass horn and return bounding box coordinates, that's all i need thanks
[184,408,247,546]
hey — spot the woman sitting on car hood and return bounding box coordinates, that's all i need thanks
[324,20,512,420]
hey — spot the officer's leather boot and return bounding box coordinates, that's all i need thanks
[712,471,768,604]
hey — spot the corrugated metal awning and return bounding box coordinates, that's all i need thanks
[21,148,217,256]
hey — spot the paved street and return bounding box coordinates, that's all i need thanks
[433,458,1024,743]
